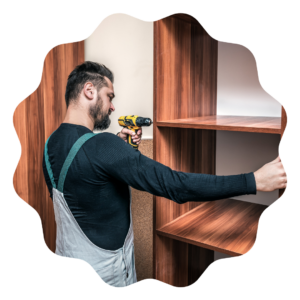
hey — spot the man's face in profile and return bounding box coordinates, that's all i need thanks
[89,77,115,131]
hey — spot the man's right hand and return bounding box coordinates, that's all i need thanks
[254,156,287,192]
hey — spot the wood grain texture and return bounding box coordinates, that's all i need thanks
[171,13,200,25]
[154,14,217,286]
[13,41,84,252]
[153,12,281,287]
[12,97,28,205]
[157,115,281,134]
[154,127,216,285]
[157,198,267,256]
[155,16,217,122]
[42,47,59,250]
[27,84,45,225]
[155,127,216,231]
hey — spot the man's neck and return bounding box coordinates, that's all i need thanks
[63,106,94,131]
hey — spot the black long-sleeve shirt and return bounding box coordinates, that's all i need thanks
[42,123,256,250]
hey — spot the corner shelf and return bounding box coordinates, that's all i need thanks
[157,115,281,134]
[156,198,267,257]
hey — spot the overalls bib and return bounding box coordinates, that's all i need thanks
[44,132,137,287]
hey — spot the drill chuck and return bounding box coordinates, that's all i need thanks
[135,117,152,127]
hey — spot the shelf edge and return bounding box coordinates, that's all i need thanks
[156,229,242,257]
[157,121,281,134]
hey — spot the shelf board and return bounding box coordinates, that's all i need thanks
[156,115,281,134]
[156,198,267,256]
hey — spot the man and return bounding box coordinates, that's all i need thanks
[42,61,287,287]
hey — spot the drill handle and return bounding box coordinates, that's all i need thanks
[127,128,139,149]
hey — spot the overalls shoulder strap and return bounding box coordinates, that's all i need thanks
[44,132,97,193]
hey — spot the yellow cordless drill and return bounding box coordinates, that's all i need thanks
[118,115,152,149]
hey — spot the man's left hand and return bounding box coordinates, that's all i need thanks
[117,128,142,145]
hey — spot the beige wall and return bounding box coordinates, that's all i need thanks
[84,14,282,268]
[84,13,153,139]
[84,14,154,281]
[215,42,281,261]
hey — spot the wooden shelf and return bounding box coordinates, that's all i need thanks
[157,115,281,134]
[156,198,267,256]
[153,15,285,286]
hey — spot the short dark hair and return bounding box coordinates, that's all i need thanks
[65,61,114,107]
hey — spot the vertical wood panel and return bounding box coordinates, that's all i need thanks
[154,14,217,286]
[153,20,158,278]
[65,44,75,85]
[53,45,67,124]
[189,129,216,211]
[43,49,55,136]
[77,41,85,64]
[13,41,84,252]
[25,78,45,226]
[188,244,214,285]
[191,22,218,117]
[42,46,57,251]
[12,96,28,205]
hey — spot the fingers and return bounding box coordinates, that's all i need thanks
[134,130,142,138]
[121,128,142,136]
[121,128,135,136]
[120,128,142,144]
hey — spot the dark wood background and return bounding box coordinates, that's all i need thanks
[13,41,84,252]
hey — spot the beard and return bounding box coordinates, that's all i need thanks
[89,95,111,131]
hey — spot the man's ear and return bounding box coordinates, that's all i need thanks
[83,82,95,100]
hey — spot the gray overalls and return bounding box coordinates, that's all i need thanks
[44,132,137,287]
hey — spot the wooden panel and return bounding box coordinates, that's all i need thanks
[156,236,189,286]
[42,48,57,250]
[157,115,281,134]
[155,16,218,122]
[188,244,214,285]
[12,96,28,205]
[190,20,218,118]
[153,19,158,280]
[279,106,287,197]
[13,41,84,252]
[154,12,283,287]
[155,16,191,121]
[24,73,45,230]
[53,45,67,123]
[155,128,216,229]
[43,48,56,131]
[154,14,217,287]
[157,198,267,256]
[78,41,85,63]
[171,13,200,25]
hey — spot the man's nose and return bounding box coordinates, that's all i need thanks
[110,103,115,111]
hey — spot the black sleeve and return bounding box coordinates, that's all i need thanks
[94,133,257,204]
